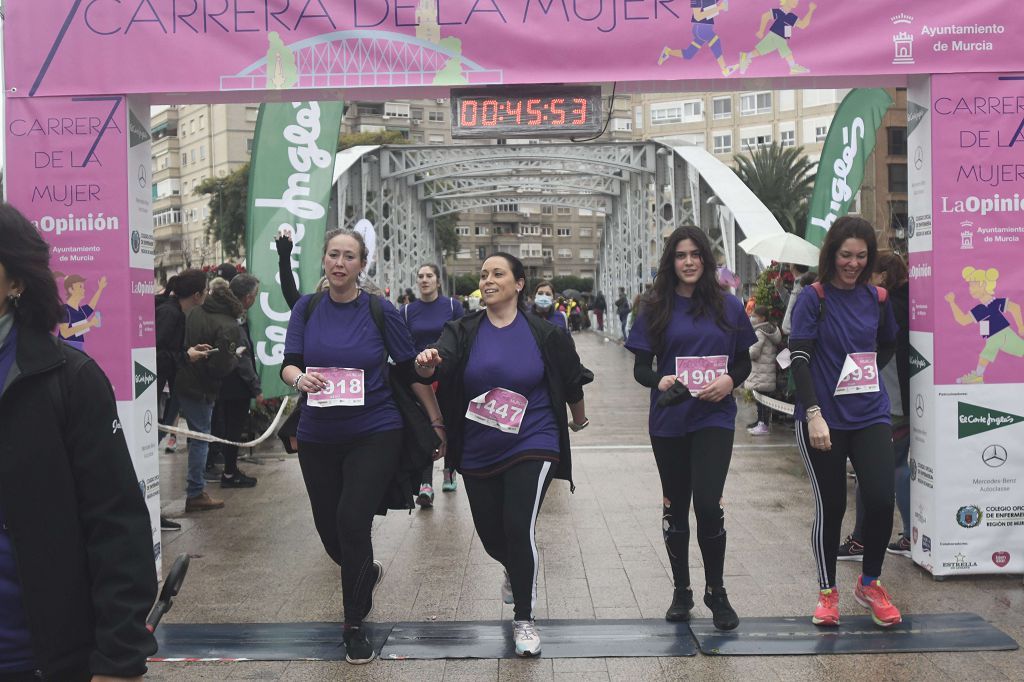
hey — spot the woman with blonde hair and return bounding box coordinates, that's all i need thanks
[945,266,1024,384]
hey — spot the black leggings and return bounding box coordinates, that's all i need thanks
[297,430,402,625]
[214,397,250,475]
[463,459,555,621]
[651,428,734,591]
[756,402,771,424]
[796,421,894,589]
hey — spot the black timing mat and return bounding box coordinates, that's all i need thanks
[689,613,1018,656]
[152,622,393,662]
[379,619,697,659]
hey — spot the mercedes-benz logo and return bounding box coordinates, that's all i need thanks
[143,410,154,434]
[914,146,924,170]
[982,444,1007,468]
[915,394,925,418]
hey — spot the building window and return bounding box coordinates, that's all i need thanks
[888,127,907,156]
[556,227,572,237]
[199,145,207,160]
[456,248,473,260]
[521,242,543,258]
[198,114,205,129]
[556,207,572,215]
[579,248,594,260]
[181,153,187,166]
[713,133,732,154]
[713,97,732,120]
[456,226,471,236]
[190,119,196,133]
[475,225,488,236]
[780,129,796,147]
[384,102,410,118]
[521,225,541,236]
[557,248,573,259]
[541,206,553,215]
[579,227,593,238]
[428,111,445,122]
[190,149,195,163]
[246,138,253,153]
[815,125,829,142]
[651,103,682,125]
[890,200,908,232]
[888,164,908,193]
[496,201,518,212]
[541,226,552,236]
[740,92,772,116]
[428,134,444,144]
[612,118,632,132]
[542,248,553,259]
[740,133,773,150]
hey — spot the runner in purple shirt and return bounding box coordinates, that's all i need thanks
[626,226,754,631]
[402,263,464,505]
[789,216,902,630]
[415,252,591,658]
[281,229,435,665]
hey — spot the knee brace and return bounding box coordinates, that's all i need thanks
[696,501,726,541]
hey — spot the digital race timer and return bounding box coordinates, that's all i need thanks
[450,85,604,139]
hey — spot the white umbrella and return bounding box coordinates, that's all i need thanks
[738,232,820,266]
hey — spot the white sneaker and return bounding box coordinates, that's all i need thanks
[502,571,514,605]
[748,422,770,436]
[513,619,541,657]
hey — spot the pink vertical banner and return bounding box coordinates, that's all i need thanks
[930,73,1024,386]
[908,250,934,333]
[5,95,133,399]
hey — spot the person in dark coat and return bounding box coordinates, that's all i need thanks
[0,203,157,681]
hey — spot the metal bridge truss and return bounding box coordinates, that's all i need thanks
[333,142,741,302]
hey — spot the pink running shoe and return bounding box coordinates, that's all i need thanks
[811,588,839,626]
[854,578,902,627]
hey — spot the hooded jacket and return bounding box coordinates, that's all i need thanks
[745,320,783,393]
[174,286,243,402]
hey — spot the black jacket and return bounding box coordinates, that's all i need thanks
[175,287,243,402]
[0,326,157,678]
[155,294,184,386]
[431,310,593,487]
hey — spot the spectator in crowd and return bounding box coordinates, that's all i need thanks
[744,305,782,435]
[592,291,607,331]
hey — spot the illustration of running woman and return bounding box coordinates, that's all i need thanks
[737,0,817,75]
[945,266,1024,384]
[55,272,108,351]
[658,1,737,77]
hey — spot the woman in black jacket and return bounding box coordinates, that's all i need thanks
[414,252,592,658]
[0,204,157,681]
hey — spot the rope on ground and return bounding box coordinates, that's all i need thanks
[751,390,795,416]
[161,397,292,448]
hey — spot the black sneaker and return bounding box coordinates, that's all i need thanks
[220,471,258,488]
[704,587,740,631]
[665,587,694,622]
[160,515,181,531]
[886,534,912,557]
[837,535,865,562]
[342,626,375,664]
[203,464,223,482]
[364,560,384,621]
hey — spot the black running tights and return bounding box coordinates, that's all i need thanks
[297,430,402,625]
[651,428,734,591]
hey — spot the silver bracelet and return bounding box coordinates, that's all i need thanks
[292,373,305,390]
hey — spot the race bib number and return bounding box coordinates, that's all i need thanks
[675,355,728,395]
[834,352,879,396]
[465,388,528,434]
[307,367,365,407]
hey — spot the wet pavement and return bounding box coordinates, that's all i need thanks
[151,332,1023,680]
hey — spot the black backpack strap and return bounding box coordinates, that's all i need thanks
[304,290,326,324]
[368,293,390,363]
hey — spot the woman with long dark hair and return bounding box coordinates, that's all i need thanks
[626,225,755,631]
[414,252,591,657]
[402,263,463,503]
[0,204,157,680]
[281,228,431,664]
[789,216,902,628]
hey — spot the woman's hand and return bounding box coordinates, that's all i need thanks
[432,424,447,461]
[296,371,327,393]
[807,413,832,451]
[657,375,678,392]
[697,374,734,403]
[415,349,443,374]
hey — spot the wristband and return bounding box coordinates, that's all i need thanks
[292,373,305,390]
[431,422,446,430]
[569,418,590,432]
[805,406,822,420]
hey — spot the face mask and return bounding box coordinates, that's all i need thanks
[750,316,761,324]
[535,294,553,309]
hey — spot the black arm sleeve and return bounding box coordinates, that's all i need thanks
[277,236,301,309]
[728,348,752,387]
[632,350,660,388]
[789,338,820,410]
[281,353,305,380]
[877,340,896,370]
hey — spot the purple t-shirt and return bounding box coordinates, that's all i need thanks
[403,296,464,352]
[461,313,559,471]
[285,291,417,443]
[789,283,898,430]
[970,298,1009,337]
[535,307,568,331]
[770,8,798,38]
[626,293,756,437]
[64,303,93,345]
